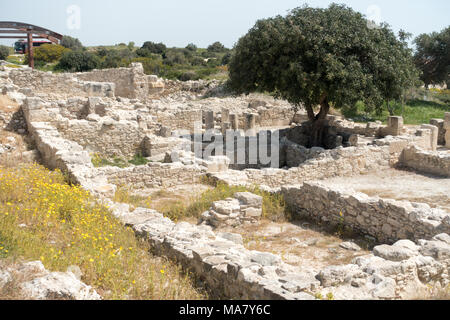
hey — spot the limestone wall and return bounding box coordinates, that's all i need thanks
[75,63,149,100]
[153,109,202,132]
[7,69,115,99]
[213,145,392,189]
[400,146,450,177]
[58,118,147,158]
[98,162,206,189]
[110,202,450,300]
[282,182,450,244]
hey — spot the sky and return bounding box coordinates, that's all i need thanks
[0,0,449,48]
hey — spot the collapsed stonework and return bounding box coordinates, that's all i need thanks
[0,261,101,300]
[200,192,263,228]
[1,64,449,300]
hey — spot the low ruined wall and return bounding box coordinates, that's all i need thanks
[214,145,392,189]
[110,202,450,300]
[75,63,148,100]
[400,146,450,177]
[282,182,450,244]
[98,162,206,189]
[58,118,146,158]
[154,109,202,132]
[8,69,114,99]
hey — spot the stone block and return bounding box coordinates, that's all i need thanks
[204,110,215,130]
[429,119,445,145]
[234,192,263,208]
[420,124,438,151]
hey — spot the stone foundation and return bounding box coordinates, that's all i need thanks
[282,182,450,244]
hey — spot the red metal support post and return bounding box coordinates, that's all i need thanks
[27,30,34,68]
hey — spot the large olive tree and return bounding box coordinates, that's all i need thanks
[229,4,418,145]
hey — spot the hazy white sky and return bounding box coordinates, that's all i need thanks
[0,0,449,48]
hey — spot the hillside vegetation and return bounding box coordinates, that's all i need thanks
[0,164,205,300]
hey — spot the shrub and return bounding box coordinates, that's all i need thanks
[190,56,206,66]
[221,52,231,65]
[185,43,197,51]
[56,51,100,72]
[34,44,70,63]
[60,35,83,51]
[179,71,199,81]
[141,41,166,55]
[0,45,9,60]
[207,41,226,52]
[163,51,187,66]
[131,57,164,75]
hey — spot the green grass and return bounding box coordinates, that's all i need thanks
[342,91,449,125]
[92,153,150,168]
[116,176,290,223]
[6,55,24,65]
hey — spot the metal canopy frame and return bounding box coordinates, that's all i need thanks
[0,21,63,68]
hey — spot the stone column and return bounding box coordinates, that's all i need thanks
[444,112,450,148]
[430,119,445,145]
[221,122,231,136]
[387,116,404,136]
[245,113,257,136]
[221,108,230,124]
[229,114,239,131]
[421,124,438,151]
[204,110,214,130]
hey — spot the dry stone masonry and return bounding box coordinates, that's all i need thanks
[1,63,449,300]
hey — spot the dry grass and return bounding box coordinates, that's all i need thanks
[0,95,18,113]
[234,221,369,269]
[0,164,205,300]
[114,180,289,223]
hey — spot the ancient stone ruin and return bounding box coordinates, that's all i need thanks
[1,63,449,300]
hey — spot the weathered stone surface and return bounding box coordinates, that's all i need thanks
[373,244,419,261]
[340,241,362,251]
[21,272,101,300]
[234,192,263,208]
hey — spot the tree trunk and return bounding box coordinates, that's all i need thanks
[306,95,330,147]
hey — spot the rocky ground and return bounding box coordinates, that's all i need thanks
[320,168,450,211]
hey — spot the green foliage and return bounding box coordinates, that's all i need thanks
[34,44,70,63]
[56,51,100,72]
[141,41,166,55]
[342,89,449,125]
[185,43,197,51]
[159,180,290,222]
[128,153,150,166]
[207,41,226,53]
[0,45,9,60]
[414,26,450,88]
[131,57,164,75]
[229,4,419,121]
[60,35,83,51]
[221,52,232,65]
[179,71,199,81]
[163,49,188,66]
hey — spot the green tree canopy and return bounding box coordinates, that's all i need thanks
[60,35,83,51]
[414,26,450,88]
[34,44,70,63]
[229,4,419,124]
[0,45,10,60]
[207,41,226,53]
[56,51,100,72]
